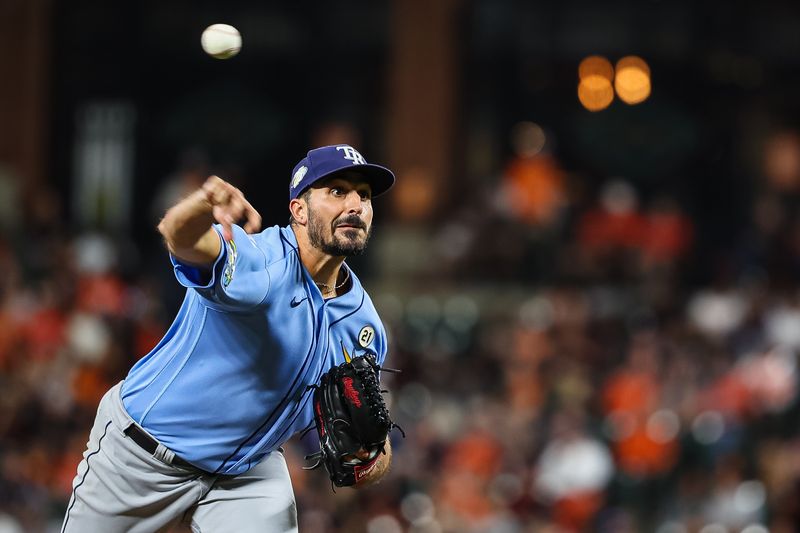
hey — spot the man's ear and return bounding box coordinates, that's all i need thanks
[289,197,307,225]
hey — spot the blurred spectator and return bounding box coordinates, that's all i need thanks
[532,409,614,531]
[601,331,680,480]
[374,167,442,281]
[701,456,767,530]
[641,195,693,269]
[499,121,567,228]
[576,180,647,281]
[687,285,748,340]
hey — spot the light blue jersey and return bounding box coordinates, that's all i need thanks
[120,225,388,475]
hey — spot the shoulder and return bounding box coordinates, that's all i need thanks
[357,288,389,360]
[360,288,381,322]
[247,225,300,266]
[348,272,386,331]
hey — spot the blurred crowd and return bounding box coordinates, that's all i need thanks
[3,125,800,533]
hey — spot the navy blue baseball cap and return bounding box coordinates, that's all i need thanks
[289,144,395,200]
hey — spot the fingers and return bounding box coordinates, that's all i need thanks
[202,176,262,237]
[241,198,262,234]
[355,448,373,461]
[202,176,229,205]
[213,205,234,242]
[343,448,373,463]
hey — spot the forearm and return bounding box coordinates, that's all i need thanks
[157,189,221,266]
[354,439,392,488]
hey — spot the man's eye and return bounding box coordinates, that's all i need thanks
[330,188,342,196]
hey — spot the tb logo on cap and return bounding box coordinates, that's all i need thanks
[337,145,366,165]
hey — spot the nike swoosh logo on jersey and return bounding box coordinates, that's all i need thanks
[290,296,307,308]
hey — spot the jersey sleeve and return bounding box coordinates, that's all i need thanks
[170,224,271,311]
[374,322,389,366]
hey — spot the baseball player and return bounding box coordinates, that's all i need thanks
[61,144,395,532]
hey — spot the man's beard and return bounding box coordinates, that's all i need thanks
[307,207,372,257]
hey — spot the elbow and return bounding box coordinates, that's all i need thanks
[157,217,177,252]
[157,218,168,239]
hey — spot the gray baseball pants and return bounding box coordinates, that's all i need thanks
[60,382,298,533]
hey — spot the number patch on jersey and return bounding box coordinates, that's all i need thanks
[358,326,375,348]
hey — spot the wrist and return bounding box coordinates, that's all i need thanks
[161,190,213,234]
[352,450,390,488]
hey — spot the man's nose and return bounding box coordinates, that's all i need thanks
[344,191,364,213]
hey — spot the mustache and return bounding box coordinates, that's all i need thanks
[334,215,367,230]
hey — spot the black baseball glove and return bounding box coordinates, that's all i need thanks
[303,354,402,487]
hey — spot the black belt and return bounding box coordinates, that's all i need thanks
[124,424,195,469]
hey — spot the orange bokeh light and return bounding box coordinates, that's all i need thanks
[616,56,650,76]
[578,75,614,112]
[615,55,651,105]
[579,56,614,83]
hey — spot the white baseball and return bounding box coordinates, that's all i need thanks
[201,24,242,59]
